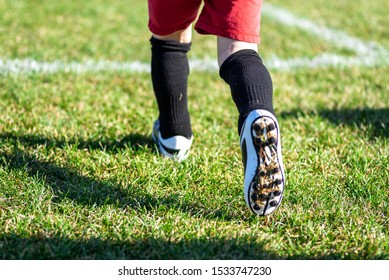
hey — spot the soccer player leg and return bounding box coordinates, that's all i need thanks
[201,0,285,215]
[149,26,194,161]
[218,39,285,216]
[148,0,200,160]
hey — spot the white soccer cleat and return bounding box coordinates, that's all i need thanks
[152,120,193,162]
[240,109,285,216]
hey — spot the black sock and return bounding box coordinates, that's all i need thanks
[150,37,192,139]
[219,49,275,134]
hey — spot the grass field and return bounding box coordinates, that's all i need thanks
[0,0,388,259]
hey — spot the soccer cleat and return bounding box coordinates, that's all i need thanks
[152,120,193,162]
[240,109,285,216]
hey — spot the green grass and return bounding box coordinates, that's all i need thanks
[267,0,389,49]
[0,0,388,259]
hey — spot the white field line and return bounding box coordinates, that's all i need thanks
[0,4,388,75]
[262,3,389,68]
[0,58,218,74]
[262,4,383,56]
[0,59,152,74]
[1,52,386,75]
[267,52,388,71]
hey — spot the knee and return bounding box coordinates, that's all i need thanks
[152,25,193,43]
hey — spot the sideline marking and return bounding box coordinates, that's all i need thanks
[262,3,389,70]
[0,4,388,75]
[262,4,383,56]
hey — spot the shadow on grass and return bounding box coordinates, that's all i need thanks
[0,132,154,153]
[0,148,242,221]
[1,233,386,260]
[0,149,144,208]
[0,233,276,260]
[0,234,287,260]
[280,107,388,139]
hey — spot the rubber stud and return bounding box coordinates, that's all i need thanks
[253,204,261,211]
[267,123,275,131]
[269,201,278,207]
[254,138,262,145]
[273,191,281,197]
[268,137,276,144]
[251,193,259,201]
[253,123,262,132]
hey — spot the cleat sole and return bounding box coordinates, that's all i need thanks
[248,116,285,216]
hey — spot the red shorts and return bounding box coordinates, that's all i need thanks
[148,0,262,43]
